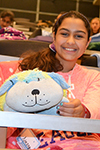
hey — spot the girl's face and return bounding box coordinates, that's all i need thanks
[91,18,100,33]
[0,16,11,28]
[53,17,89,64]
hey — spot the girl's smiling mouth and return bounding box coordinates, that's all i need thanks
[63,47,77,52]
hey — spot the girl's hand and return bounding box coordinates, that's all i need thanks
[56,98,90,118]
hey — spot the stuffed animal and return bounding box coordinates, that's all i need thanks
[0,68,70,115]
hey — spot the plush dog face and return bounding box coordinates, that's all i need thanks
[0,69,70,113]
[5,78,63,112]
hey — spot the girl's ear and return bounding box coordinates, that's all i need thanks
[85,37,91,49]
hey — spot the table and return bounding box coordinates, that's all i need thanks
[84,50,100,56]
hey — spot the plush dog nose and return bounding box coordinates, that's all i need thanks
[31,89,40,95]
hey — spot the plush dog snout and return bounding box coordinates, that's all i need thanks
[31,89,40,95]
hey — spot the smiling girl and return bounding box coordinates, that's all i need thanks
[19,10,100,119]
[14,11,100,149]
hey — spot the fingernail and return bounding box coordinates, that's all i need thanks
[60,103,63,106]
[56,106,60,109]
[57,110,60,114]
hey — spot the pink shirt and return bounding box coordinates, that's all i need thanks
[58,64,100,119]
[1,62,100,149]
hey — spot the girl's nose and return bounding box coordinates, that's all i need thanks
[67,35,75,45]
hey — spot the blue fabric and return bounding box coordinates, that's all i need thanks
[0,76,18,95]
[37,97,69,115]
[91,53,100,67]
[90,33,100,43]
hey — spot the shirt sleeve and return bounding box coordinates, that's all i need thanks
[82,72,100,119]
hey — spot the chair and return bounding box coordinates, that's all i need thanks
[0,40,49,57]
[81,55,97,67]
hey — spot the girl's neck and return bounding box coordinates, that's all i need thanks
[55,54,77,73]
[61,60,76,73]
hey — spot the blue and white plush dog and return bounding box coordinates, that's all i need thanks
[0,68,70,115]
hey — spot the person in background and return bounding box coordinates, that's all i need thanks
[36,20,53,28]
[0,10,14,29]
[90,17,100,36]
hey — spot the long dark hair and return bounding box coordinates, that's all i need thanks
[19,48,63,72]
[0,10,14,22]
[19,11,90,72]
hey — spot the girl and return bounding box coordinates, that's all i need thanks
[19,11,100,119]
[0,10,14,29]
[90,17,100,36]
[7,11,100,149]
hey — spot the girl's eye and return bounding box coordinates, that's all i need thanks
[61,32,69,36]
[75,35,84,39]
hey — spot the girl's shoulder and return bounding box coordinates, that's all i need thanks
[58,64,100,81]
[74,64,100,80]
[76,64,100,74]
[57,64,100,79]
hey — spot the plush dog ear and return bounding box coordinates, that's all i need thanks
[47,72,70,89]
[0,76,18,95]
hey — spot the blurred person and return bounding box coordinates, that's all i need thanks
[0,10,14,29]
[90,17,100,36]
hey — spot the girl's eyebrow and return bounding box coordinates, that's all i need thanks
[59,28,86,34]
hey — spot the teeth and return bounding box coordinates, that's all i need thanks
[64,48,74,51]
